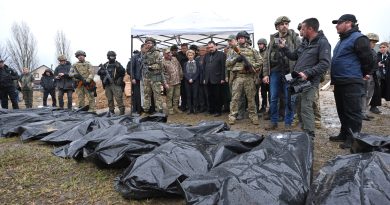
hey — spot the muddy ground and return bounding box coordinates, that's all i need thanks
[1,82,390,204]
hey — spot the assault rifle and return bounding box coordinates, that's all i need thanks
[232,46,256,73]
[99,63,114,85]
[73,73,97,97]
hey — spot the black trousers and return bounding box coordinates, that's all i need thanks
[131,80,142,114]
[334,83,364,136]
[180,79,187,110]
[185,81,199,112]
[0,86,19,109]
[43,89,56,106]
[260,82,270,108]
[207,83,223,114]
[370,76,382,107]
[198,84,208,111]
[58,89,73,109]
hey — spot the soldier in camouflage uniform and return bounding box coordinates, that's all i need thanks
[162,48,183,115]
[97,51,126,115]
[19,67,34,108]
[225,34,246,119]
[69,50,96,112]
[227,31,263,125]
[142,37,167,113]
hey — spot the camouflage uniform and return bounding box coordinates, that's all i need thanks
[142,47,165,113]
[19,72,34,108]
[69,60,96,112]
[227,43,263,125]
[226,45,246,118]
[163,56,183,114]
[98,61,125,115]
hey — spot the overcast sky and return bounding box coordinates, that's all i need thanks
[1,0,389,69]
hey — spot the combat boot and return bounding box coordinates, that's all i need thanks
[339,135,353,149]
[250,116,259,125]
[329,134,346,142]
[265,123,277,130]
[119,108,125,115]
[228,116,236,125]
[173,107,183,114]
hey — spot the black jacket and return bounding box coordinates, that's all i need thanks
[0,64,19,88]
[54,61,74,90]
[40,69,56,90]
[127,53,142,80]
[203,50,226,84]
[282,30,331,86]
[98,61,125,87]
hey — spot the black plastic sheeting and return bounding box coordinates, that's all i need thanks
[114,131,264,199]
[306,151,390,205]
[52,120,228,168]
[0,108,167,140]
[180,132,313,205]
[40,114,167,145]
[351,133,390,154]
[86,121,229,168]
[53,124,130,159]
[0,107,96,138]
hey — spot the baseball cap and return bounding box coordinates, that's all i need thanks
[226,34,236,41]
[332,14,357,24]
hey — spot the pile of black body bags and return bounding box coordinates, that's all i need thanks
[1,107,389,205]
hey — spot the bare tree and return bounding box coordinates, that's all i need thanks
[6,21,38,73]
[55,30,71,62]
[0,42,10,62]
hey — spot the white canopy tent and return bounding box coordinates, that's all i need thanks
[130,11,254,52]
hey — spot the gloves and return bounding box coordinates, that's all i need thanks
[236,55,244,63]
[74,74,82,80]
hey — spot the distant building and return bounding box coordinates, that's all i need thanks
[31,65,51,90]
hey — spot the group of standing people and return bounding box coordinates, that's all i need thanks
[1,13,388,150]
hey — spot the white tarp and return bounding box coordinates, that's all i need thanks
[130,11,254,49]
[131,11,254,36]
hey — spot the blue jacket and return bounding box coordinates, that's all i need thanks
[331,31,363,82]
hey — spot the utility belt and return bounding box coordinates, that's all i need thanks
[233,70,252,76]
[148,73,163,82]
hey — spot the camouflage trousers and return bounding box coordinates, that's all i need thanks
[76,86,95,112]
[229,75,257,122]
[21,89,33,108]
[105,84,125,114]
[143,79,163,112]
[166,84,181,112]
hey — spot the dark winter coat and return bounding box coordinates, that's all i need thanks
[54,61,74,90]
[203,50,226,84]
[184,60,201,81]
[40,69,56,91]
[0,64,19,88]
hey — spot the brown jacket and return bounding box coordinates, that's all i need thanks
[163,56,183,85]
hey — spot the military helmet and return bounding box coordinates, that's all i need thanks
[366,33,379,42]
[274,16,291,27]
[145,37,156,45]
[75,50,86,57]
[57,54,67,61]
[257,38,267,45]
[236,31,250,40]
[107,51,117,57]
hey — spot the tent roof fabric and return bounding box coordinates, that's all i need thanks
[131,11,254,36]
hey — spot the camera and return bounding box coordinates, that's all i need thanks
[285,71,312,95]
[274,38,280,45]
